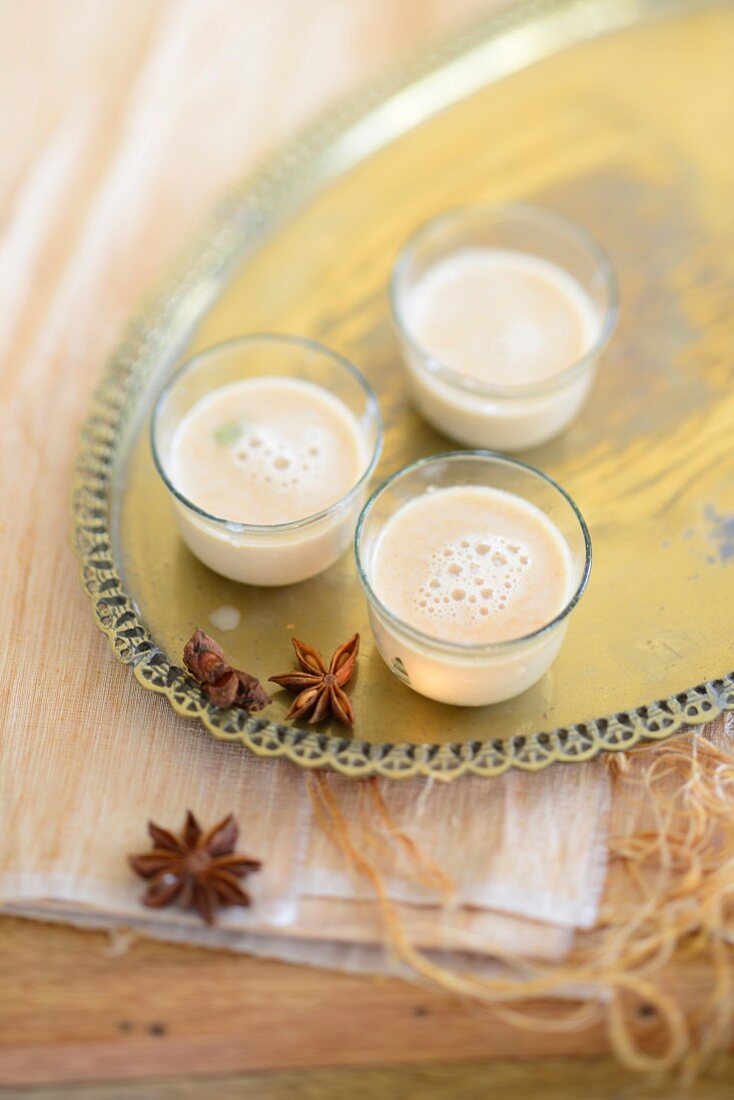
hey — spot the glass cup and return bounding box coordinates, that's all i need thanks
[152,334,383,586]
[355,452,591,706]
[390,203,617,451]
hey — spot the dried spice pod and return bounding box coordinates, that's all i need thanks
[128,810,262,925]
[183,629,228,682]
[270,633,359,726]
[183,629,270,711]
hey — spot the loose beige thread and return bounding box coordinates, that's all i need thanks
[365,778,456,901]
[308,768,690,1076]
[309,729,734,1078]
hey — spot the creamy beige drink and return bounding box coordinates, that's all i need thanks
[392,206,616,451]
[153,336,382,587]
[356,454,590,706]
[372,486,572,646]
[168,376,368,585]
[406,249,597,388]
[170,377,366,525]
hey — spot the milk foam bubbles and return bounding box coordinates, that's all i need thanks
[371,485,571,647]
[231,422,327,494]
[416,533,531,627]
[169,377,367,527]
[153,338,382,587]
[357,455,591,707]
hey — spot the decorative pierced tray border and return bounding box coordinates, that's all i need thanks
[72,0,734,779]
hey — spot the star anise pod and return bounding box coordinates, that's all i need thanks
[128,811,261,925]
[183,629,270,710]
[269,633,359,726]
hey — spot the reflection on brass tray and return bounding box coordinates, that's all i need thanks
[73,0,734,778]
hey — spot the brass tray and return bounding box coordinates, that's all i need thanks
[73,0,734,779]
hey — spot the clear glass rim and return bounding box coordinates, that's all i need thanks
[151,332,384,534]
[354,450,592,657]
[390,201,619,399]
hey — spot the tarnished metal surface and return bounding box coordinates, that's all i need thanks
[75,0,734,777]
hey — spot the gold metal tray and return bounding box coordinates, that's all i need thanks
[73,0,734,779]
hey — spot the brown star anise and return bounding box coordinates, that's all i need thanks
[128,811,261,925]
[269,633,359,726]
[183,629,270,710]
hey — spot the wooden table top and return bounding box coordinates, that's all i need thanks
[3,917,733,1097]
[2,1,731,1094]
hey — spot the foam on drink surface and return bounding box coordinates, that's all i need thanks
[417,533,531,627]
[405,247,599,387]
[169,376,367,525]
[371,486,573,646]
[230,422,328,493]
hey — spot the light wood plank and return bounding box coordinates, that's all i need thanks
[0,918,672,1088]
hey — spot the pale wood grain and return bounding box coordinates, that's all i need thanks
[9,1065,734,1100]
[0,917,699,1091]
